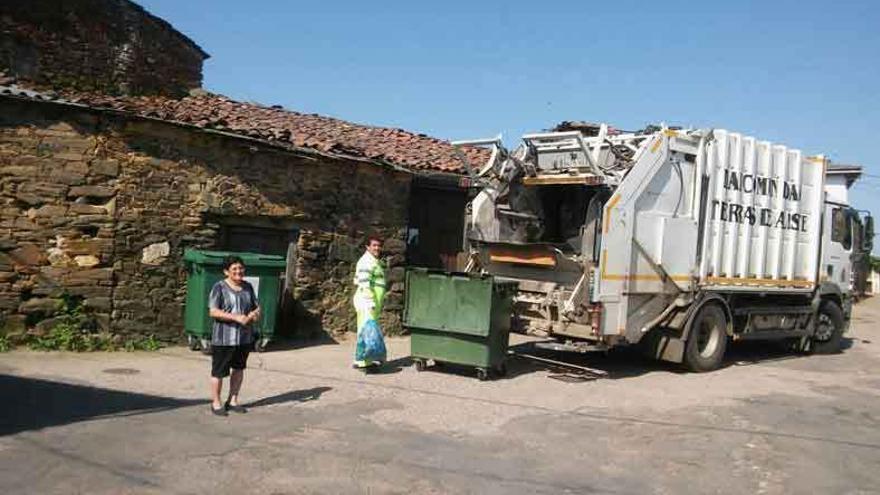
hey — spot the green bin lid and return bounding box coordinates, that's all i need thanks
[183,249,287,268]
[406,267,491,279]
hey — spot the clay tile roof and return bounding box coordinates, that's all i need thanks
[51,89,489,175]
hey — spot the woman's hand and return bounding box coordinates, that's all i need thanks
[248,308,262,323]
[209,308,256,326]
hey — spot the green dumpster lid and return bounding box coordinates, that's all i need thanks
[183,249,287,268]
[406,267,492,279]
[406,267,515,286]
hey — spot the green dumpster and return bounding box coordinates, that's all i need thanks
[183,249,287,352]
[404,269,517,380]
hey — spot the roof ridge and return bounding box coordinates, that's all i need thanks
[5,84,486,175]
[184,92,460,145]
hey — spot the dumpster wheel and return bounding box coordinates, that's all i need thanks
[476,368,490,381]
[187,335,200,351]
[414,359,427,372]
[255,338,270,353]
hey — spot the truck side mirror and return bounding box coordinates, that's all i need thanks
[865,215,875,251]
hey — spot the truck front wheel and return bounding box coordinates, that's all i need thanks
[812,300,844,354]
[684,304,729,372]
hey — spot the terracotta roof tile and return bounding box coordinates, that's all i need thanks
[1,84,488,175]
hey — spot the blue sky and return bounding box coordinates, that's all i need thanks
[142,0,879,250]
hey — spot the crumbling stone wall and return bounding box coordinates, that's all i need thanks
[0,97,410,342]
[0,0,206,96]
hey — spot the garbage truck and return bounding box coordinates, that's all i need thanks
[453,123,874,371]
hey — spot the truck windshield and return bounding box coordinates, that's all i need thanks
[831,207,852,250]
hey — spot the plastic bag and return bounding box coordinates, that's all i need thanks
[355,318,387,363]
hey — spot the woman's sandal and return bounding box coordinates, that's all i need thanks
[211,405,228,417]
[225,400,247,413]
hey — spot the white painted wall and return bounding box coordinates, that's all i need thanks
[825,174,850,204]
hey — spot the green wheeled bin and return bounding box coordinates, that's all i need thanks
[183,249,287,352]
[404,268,517,380]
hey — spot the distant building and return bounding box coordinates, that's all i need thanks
[825,164,862,205]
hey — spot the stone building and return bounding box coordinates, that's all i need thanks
[0,1,485,343]
[1,0,208,96]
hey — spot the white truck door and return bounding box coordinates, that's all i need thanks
[822,203,853,293]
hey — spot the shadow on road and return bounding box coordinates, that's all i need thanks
[247,386,332,408]
[498,337,841,380]
[404,342,678,381]
[258,333,340,353]
[369,356,411,375]
[724,338,855,366]
[0,374,208,436]
[503,341,678,381]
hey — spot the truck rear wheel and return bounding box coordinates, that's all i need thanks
[812,300,844,354]
[684,304,728,372]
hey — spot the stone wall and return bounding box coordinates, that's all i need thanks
[0,0,206,96]
[0,97,411,342]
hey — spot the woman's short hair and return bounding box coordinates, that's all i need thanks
[222,255,245,271]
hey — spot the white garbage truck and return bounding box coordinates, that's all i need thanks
[454,123,873,371]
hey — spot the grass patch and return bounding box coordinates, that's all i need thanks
[123,334,163,352]
[18,295,164,352]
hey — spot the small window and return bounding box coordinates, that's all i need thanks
[219,225,299,256]
[831,208,852,250]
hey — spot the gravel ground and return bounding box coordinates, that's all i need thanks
[2,296,879,494]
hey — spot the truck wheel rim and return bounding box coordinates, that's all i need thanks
[697,318,721,358]
[815,314,834,341]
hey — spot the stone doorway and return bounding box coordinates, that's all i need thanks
[406,182,468,271]
[216,219,300,338]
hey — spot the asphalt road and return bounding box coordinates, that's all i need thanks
[2,297,880,494]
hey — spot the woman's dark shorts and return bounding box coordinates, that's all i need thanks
[211,345,250,378]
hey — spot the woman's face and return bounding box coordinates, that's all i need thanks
[224,262,246,283]
[367,240,382,258]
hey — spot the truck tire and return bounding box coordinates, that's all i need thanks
[684,303,728,372]
[812,300,844,354]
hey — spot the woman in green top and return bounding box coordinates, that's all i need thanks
[352,236,387,370]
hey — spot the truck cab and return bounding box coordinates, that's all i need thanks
[822,203,874,315]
